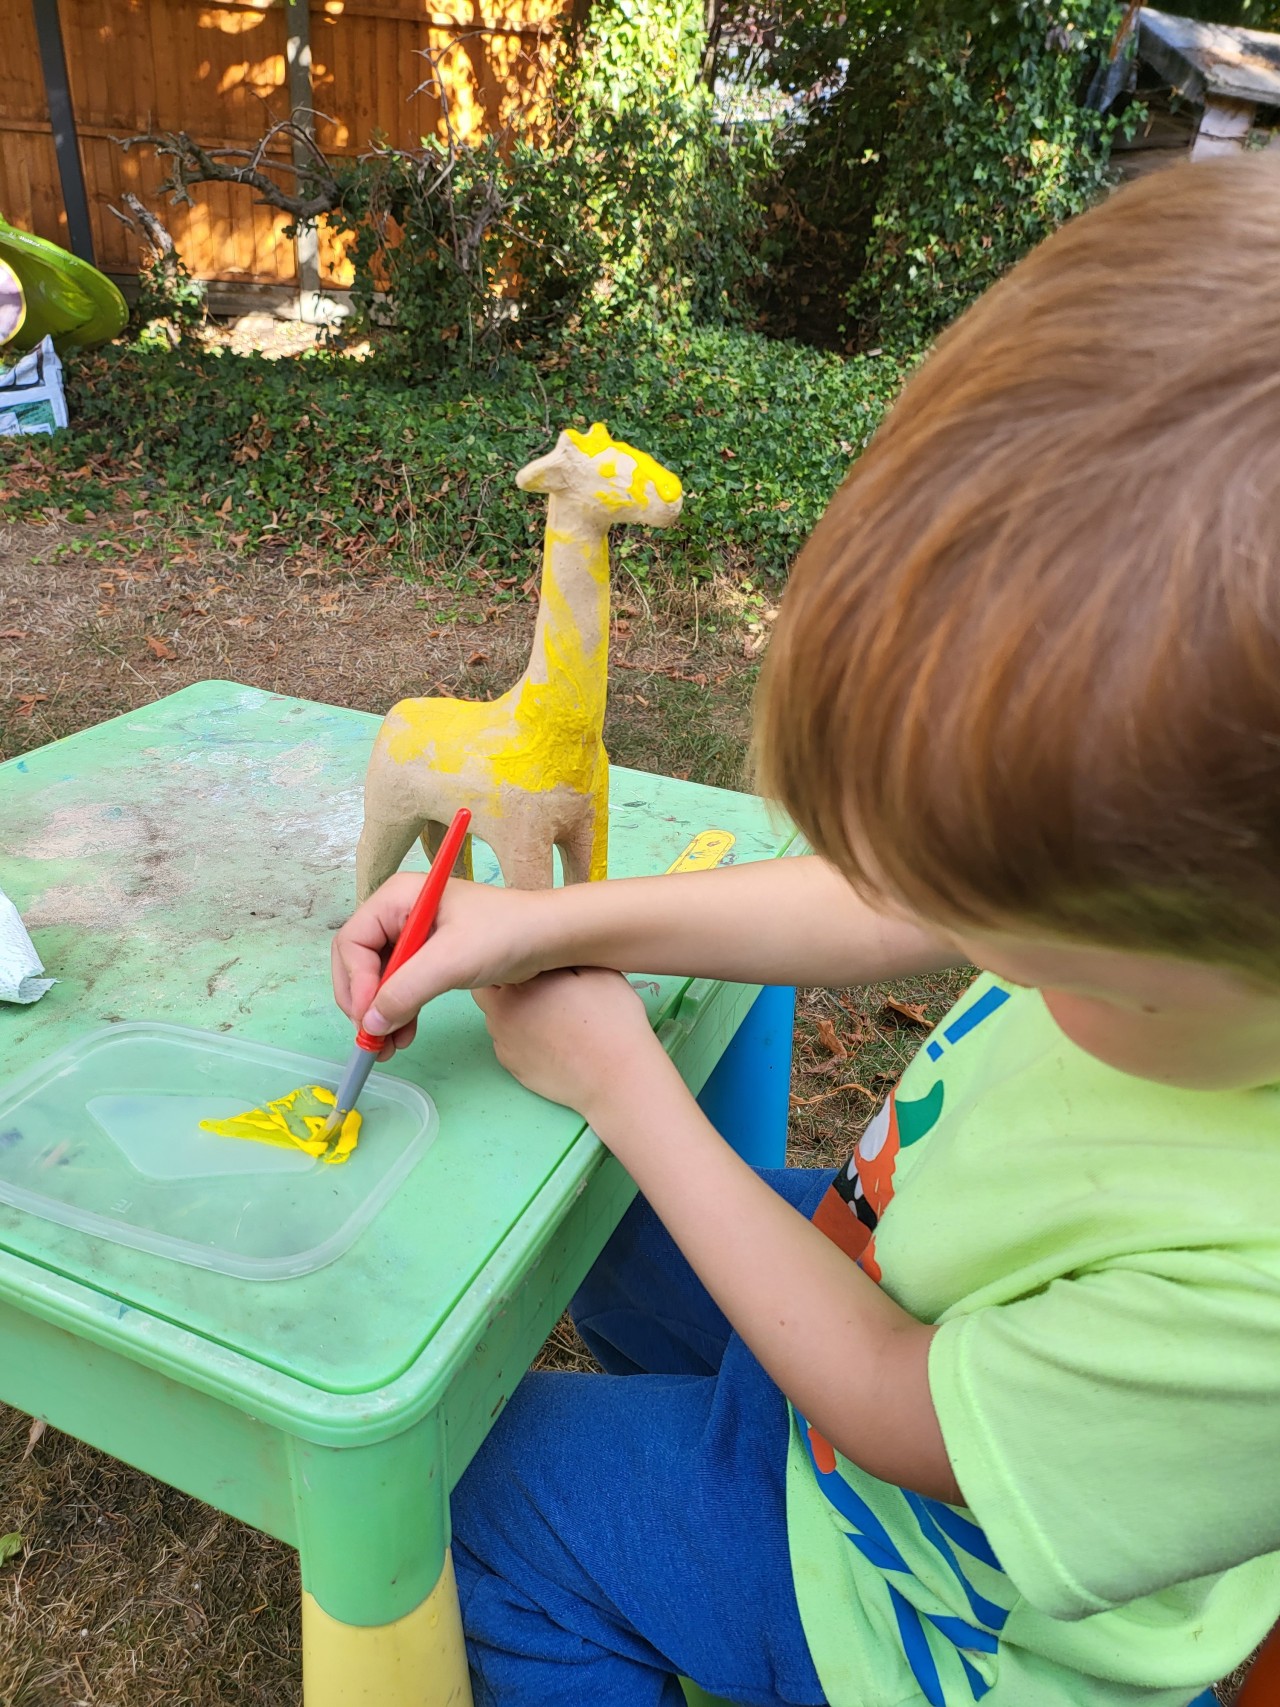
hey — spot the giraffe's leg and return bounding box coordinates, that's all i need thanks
[421,819,474,881]
[557,783,608,886]
[586,765,609,883]
[586,800,609,883]
[488,828,554,891]
[556,815,591,886]
[356,814,428,904]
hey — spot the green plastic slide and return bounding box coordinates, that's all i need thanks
[0,215,127,354]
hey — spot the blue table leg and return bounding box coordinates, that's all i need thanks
[696,986,796,1168]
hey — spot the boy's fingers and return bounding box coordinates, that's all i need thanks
[330,933,355,1016]
[333,937,386,1023]
[361,950,460,1034]
[371,1019,416,1062]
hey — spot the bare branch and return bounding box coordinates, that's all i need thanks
[116,118,343,221]
[108,190,177,256]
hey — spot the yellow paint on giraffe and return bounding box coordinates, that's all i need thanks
[380,531,609,802]
[566,422,683,506]
[200,1084,361,1165]
[666,830,736,874]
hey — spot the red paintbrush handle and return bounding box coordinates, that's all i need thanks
[356,807,471,1050]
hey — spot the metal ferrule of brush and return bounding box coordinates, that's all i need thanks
[322,1041,378,1139]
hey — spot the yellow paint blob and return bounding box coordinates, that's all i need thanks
[566,422,683,506]
[199,1084,361,1165]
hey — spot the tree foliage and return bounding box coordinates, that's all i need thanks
[717,1,1133,347]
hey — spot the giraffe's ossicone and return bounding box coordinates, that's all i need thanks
[355,424,683,899]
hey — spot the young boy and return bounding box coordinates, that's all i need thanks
[332,157,1280,1706]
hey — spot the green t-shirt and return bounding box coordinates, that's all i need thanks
[788,974,1280,1706]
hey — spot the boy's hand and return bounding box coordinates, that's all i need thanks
[473,969,666,1121]
[331,875,557,1059]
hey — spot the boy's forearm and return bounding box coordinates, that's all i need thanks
[586,1053,960,1503]
[542,856,962,989]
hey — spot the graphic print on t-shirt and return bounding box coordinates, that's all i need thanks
[803,981,1013,1704]
[795,1409,1010,1705]
[811,985,1011,1281]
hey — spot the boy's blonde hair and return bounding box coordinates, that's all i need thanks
[757,157,1280,975]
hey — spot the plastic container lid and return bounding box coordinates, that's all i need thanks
[0,1022,437,1279]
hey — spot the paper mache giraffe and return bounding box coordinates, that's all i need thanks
[355,423,683,899]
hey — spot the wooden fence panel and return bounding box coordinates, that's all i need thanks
[0,0,50,128]
[311,4,559,156]
[0,0,565,293]
[0,0,66,242]
[0,131,64,241]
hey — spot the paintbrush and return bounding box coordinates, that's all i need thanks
[320,807,471,1143]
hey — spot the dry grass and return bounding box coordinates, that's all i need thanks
[0,518,1246,1704]
[0,517,761,770]
[0,1406,298,1707]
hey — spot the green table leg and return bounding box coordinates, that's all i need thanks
[291,1426,472,1705]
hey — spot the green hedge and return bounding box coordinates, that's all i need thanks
[1,328,904,583]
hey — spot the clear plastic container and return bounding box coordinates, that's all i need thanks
[0,1023,438,1279]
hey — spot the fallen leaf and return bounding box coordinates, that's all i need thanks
[467,650,488,667]
[804,1057,846,1078]
[15,693,48,717]
[217,496,232,516]
[837,997,870,1047]
[880,997,930,1029]
[146,636,177,660]
[0,1532,22,1567]
[0,628,28,639]
[815,1017,847,1059]
[24,1417,46,1458]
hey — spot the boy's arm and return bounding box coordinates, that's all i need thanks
[336,856,963,1048]
[474,969,960,1504]
[535,855,958,988]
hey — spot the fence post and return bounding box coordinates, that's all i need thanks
[30,0,95,263]
[285,0,323,314]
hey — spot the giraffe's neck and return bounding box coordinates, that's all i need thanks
[517,494,610,730]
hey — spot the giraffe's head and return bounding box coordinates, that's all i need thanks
[516,423,683,529]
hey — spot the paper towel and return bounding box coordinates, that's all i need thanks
[0,889,54,1003]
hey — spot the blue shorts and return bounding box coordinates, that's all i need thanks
[452,1167,831,1707]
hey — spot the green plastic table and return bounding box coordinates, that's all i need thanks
[0,681,794,1705]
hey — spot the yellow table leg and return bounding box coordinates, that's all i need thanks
[302,1549,473,1707]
